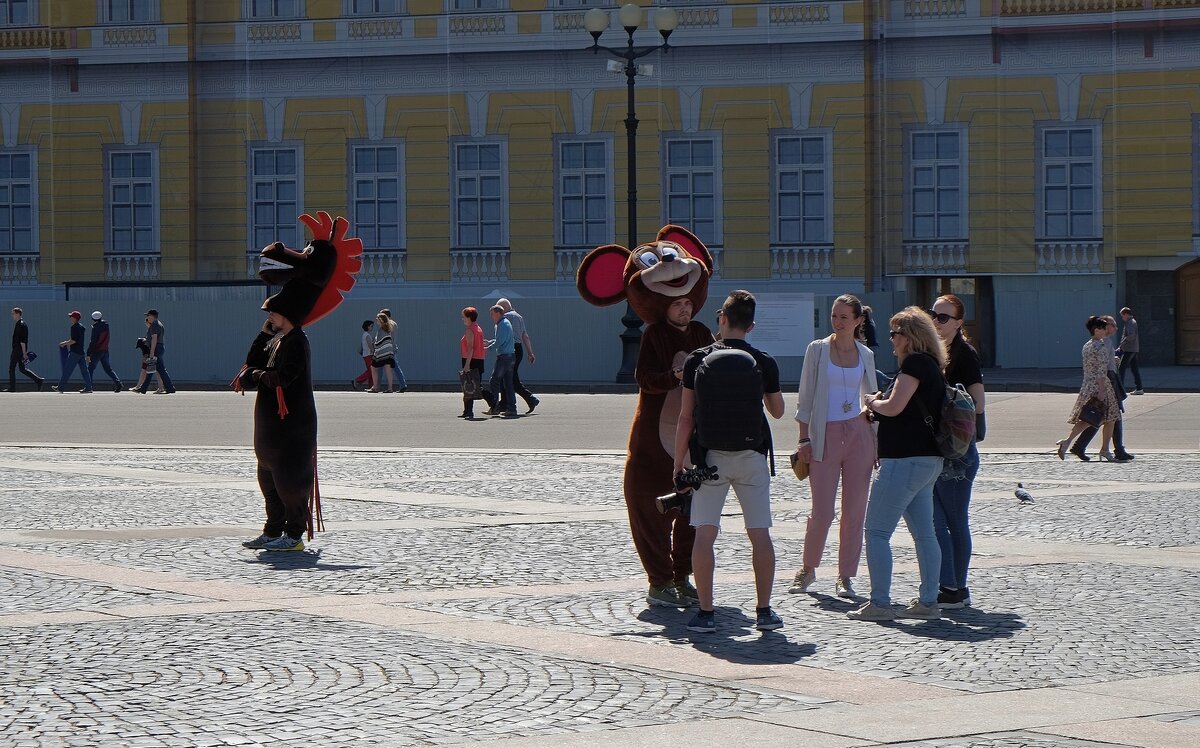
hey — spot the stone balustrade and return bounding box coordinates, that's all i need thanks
[106,254,160,281]
[451,249,509,282]
[1036,240,1104,273]
[771,245,833,279]
[0,254,39,285]
[357,251,407,284]
[903,241,969,274]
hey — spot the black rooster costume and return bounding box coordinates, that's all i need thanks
[235,211,362,542]
[576,225,714,594]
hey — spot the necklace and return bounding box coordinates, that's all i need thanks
[834,341,856,413]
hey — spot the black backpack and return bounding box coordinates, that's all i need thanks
[693,345,766,452]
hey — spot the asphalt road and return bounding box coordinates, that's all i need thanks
[1,390,1195,453]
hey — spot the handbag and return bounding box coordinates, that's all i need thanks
[789,450,810,481]
[459,368,481,398]
[373,335,395,360]
[25,351,37,362]
[1078,396,1105,428]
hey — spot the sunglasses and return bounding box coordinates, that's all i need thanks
[927,310,961,324]
[889,330,904,339]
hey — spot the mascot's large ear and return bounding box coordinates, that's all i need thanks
[657,224,713,271]
[576,244,630,307]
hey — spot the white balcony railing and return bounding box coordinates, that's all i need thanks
[106,254,159,281]
[771,245,833,279]
[357,251,407,284]
[903,241,969,274]
[0,253,39,285]
[451,249,509,282]
[1036,240,1104,273]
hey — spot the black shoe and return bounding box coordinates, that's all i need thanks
[114,383,122,393]
[525,397,540,414]
[78,389,94,394]
[1113,451,1135,462]
[36,379,45,391]
[1069,448,1091,462]
[937,586,967,610]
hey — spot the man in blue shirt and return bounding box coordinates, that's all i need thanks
[55,310,94,393]
[485,304,517,417]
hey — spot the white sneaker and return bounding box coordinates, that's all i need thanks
[261,534,304,551]
[788,568,816,593]
[897,598,941,620]
[835,577,860,599]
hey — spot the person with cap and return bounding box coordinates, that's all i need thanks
[497,298,539,413]
[136,309,176,394]
[7,308,45,392]
[85,311,122,393]
[55,311,94,393]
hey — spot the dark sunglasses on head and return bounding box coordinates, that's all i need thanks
[889,330,904,339]
[927,309,961,324]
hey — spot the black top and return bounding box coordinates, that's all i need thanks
[147,320,165,353]
[246,327,317,459]
[67,322,85,355]
[88,320,111,355]
[944,335,983,389]
[876,351,944,459]
[682,338,781,394]
[11,319,28,350]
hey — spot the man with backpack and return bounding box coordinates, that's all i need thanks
[673,290,786,633]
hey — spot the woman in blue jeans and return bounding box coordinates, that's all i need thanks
[854,306,947,622]
[929,294,986,610]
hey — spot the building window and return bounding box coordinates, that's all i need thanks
[107,150,157,254]
[908,129,965,240]
[1038,126,1099,239]
[348,0,398,12]
[0,0,33,25]
[451,0,503,10]
[0,152,34,253]
[248,0,302,18]
[250,147,301,250]
[453,141,505,248]
[664,137,719,244]
[557,139,610,248]
[773,133,830,244]
[102,0,156,23]
[351,143,404,251]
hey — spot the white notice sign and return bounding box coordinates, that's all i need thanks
[745,293,815,358]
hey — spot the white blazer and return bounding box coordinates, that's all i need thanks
[793,337,879,461]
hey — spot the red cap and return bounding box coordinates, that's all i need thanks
[68,310,82,319]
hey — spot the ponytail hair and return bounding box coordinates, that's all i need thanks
[833,293,866,342]
[935,293,971,344]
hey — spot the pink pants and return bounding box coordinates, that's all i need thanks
[803,415,874,577]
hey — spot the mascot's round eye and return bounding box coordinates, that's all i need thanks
[638,251,659,267]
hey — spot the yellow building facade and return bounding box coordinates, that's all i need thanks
[2,0,1200,366]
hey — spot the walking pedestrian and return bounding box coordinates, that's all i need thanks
[86,311,122,393]
[377,308,408,392]
[484,304,517,417]
[458,306,490,419]
[1056,316,1121,461]
[1116,307,1143,394]
[55,311,94,394]
[136,309,176,394]
[352,319,375,391]
[7,307,45,392]
[496,298,539,413]
[370,312,397,392]
[129,336,161,393]
[1069,315,1135,462]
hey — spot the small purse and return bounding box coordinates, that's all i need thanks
[789,450,810,481]
[1079,396,1105,428]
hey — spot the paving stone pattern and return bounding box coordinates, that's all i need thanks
[890,734,1130,747]
[0,568,203,614]
[0,612,817,746]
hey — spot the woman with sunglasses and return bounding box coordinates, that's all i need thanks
[789,294,879,600]
[1056,316,1120,460]
[928,295,985,610]
[853,307,947,621]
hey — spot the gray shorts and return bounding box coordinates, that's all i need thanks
[689,449,773,530]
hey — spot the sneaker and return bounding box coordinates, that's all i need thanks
[351,380,360,391]
[502,411,519,418]
[1132,389,1144,395]
[1114,451,1135,462]
[686,611,716,633]
[788,568,816,593]
[847,601,896,621]
[937,586,966,610]
[261,534,305,551]
[755,607,784,631]
[835,577,860,600]
[646,583,688,608]
[483,408,501,416]
[897,598,941,620]
[959,587,972,607]
[673,578,699,605]
[113,384,122,393]
[526,396,540,414]
[241,533,278,549]
[78,389,94,394]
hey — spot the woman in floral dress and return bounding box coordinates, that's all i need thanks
[1057,316,1120,461]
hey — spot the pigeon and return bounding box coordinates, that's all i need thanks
[1015,483,1035,504]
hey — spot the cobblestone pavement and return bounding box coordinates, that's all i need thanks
[2,443,1198,747]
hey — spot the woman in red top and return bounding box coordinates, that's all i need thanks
[459,307,488,418]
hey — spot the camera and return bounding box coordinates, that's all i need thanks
[655,464,718,515]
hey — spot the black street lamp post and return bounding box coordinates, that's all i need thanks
[584,4,679,383]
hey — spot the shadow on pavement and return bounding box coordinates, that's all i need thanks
[625,606,817,665]
[811,592,1025,641]
[239,549,375,572]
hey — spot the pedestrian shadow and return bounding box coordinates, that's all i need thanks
[626,606,816,665]
[810,593,1025,642]
[239,549,375,572]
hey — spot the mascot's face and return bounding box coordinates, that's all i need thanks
[258,238,337,288]
[575,225,713,324]
[257,211,364,328]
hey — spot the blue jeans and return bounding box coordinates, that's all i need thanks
[139,352,175,393]
[87,351,122,387]
[864,456,943,607]
[391,358,407,389]
[489,353,515,413]
[59,351,94,391]
[932,441,979,589]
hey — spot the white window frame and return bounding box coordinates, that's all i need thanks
[244,0,305,19]
[104,146,159,255]
[0,148,37,254]
[344,0,400,14]
[451,138,508,250]
[904,125,968,241]
[98,0,158,24]
[554,136,612,249]
[450,0,505,11]
[771,130,832,246]
[1036,122,1102,240]
[349,140,405,252]
[661,134,722,246]
[247,143,304,252]
[0,0,36,25]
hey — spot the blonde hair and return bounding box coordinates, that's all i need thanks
[376,313,396,333]
[890,306,946,369]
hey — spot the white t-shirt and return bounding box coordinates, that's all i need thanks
[361,331,374,357]
[825,357,863,423]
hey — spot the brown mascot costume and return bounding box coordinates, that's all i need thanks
[577,225,715,608]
